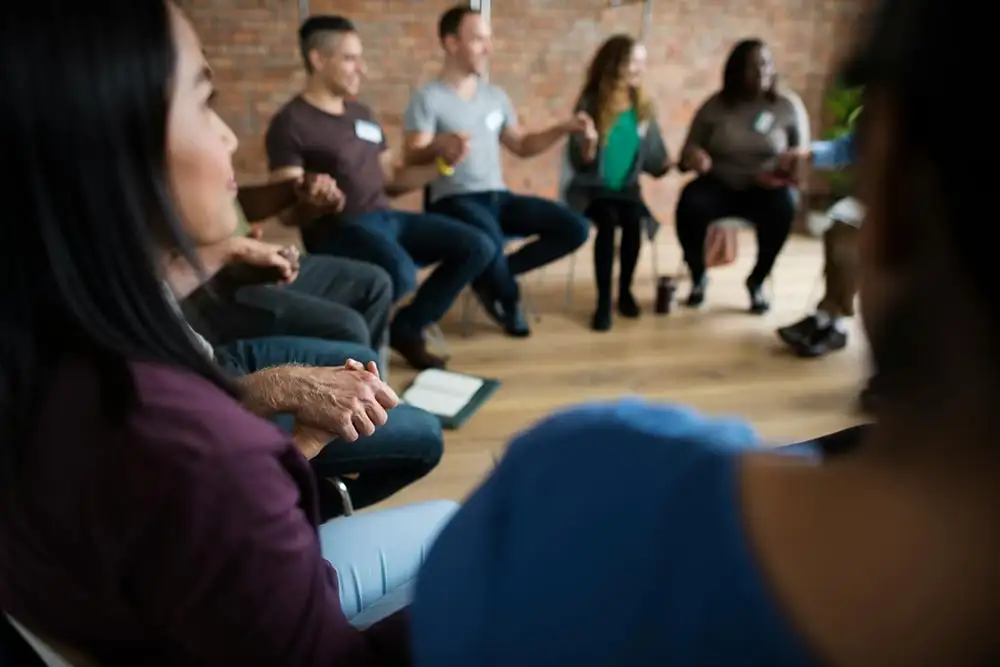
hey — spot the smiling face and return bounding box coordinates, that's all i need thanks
[165,4,239,247]
[444,12,493,76]
[309,29,367,97]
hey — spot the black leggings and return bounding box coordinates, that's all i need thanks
[675,175,796,285]
[586,198,645,304]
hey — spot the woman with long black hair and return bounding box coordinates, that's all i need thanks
[0,3,452,665]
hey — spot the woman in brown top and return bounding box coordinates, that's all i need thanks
[675,39,805,313]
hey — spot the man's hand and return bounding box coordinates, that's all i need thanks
[291,360,398,442]
[683,147,713,174]
[432,132,470,167]
[228,237,300,284]
[295,173,345,213]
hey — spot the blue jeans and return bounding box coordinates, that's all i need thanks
[214,336,444,519]
[430,191,590,304]
[307,209,495,341]
[320,499,458,628]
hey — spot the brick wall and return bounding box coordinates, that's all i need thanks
[179,0,865,217]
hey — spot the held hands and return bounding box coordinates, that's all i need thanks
[295,172,345,213]
[565,111,597,141]
[433,132,471,167]
[228,236,301,284]
[291,359,399,448]
[683,147,712,175]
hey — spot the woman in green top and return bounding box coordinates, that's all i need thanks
[564,35,671,331]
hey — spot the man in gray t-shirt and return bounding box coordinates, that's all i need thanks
[402,5,591,338]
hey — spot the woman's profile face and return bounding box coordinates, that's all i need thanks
[625,43,646,87]
[165,5,239,247]
[745,45,775,94]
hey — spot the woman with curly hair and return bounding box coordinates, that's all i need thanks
[562,34,670,331]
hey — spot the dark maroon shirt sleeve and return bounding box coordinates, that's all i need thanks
[266,106,304,171]
[123,366,409,666]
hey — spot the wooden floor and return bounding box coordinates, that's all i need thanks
[319,229,870,509]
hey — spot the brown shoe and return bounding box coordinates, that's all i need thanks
[391,336,448,370]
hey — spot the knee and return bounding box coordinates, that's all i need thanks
[563,212,591,250]
[675,183,714,227]
[464,229,500,271]
[361,262,394,305]
[388,266,417,302]
[334,309,372,347]
[388,405,444,471]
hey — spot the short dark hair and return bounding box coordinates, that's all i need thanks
[438,5,478,42]
[299,15,356,72]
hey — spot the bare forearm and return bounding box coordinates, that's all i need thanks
[237,180,299,223]
[238,366,307,417]
[277,201,334,228]
[404,142,438,166]
[385,163,440,197]
[517,123,570,158]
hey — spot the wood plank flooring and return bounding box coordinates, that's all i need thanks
[270,224,870,509]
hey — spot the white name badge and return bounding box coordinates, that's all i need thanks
[355,119,383,144]
[753,110,775,134]
[484,110,504,133]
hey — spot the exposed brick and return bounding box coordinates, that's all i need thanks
[178,0,865,215]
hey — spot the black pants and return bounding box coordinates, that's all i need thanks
[182,255,393,350]
[675,175,796,285]
[586,198,644,306]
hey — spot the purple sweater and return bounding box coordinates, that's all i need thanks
[0,358,408,666]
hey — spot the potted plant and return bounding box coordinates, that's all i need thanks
[822,82,863,197]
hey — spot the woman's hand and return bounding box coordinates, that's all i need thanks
[227,237,300,284]
[683,147,712,174]
[296,173,345,213]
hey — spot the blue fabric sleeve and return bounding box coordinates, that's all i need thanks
[810,133,854,169]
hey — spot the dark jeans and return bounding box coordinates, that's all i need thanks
[307,209,494,341]
[429,190,590,304]
[214,336,444,520]
[675,175,796,285]
[585,198,644,304]
[182,255,392,350]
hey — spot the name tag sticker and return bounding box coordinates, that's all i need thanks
[753,110,775,134]
[355,120,383,144]
[484,110,504,133]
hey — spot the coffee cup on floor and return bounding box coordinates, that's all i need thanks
[655,276,675,314]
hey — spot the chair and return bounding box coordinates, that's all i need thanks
[562,222,661,309]
[325,476,355,516]
[676,217,776,299]
[4,614,97,667]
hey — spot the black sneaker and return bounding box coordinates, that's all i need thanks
[793,325,848,358]
[500,301,531,338]
[685,276,707,308]
[472,283,504,326]
[747,280,770,315]
[777,315,821,348]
